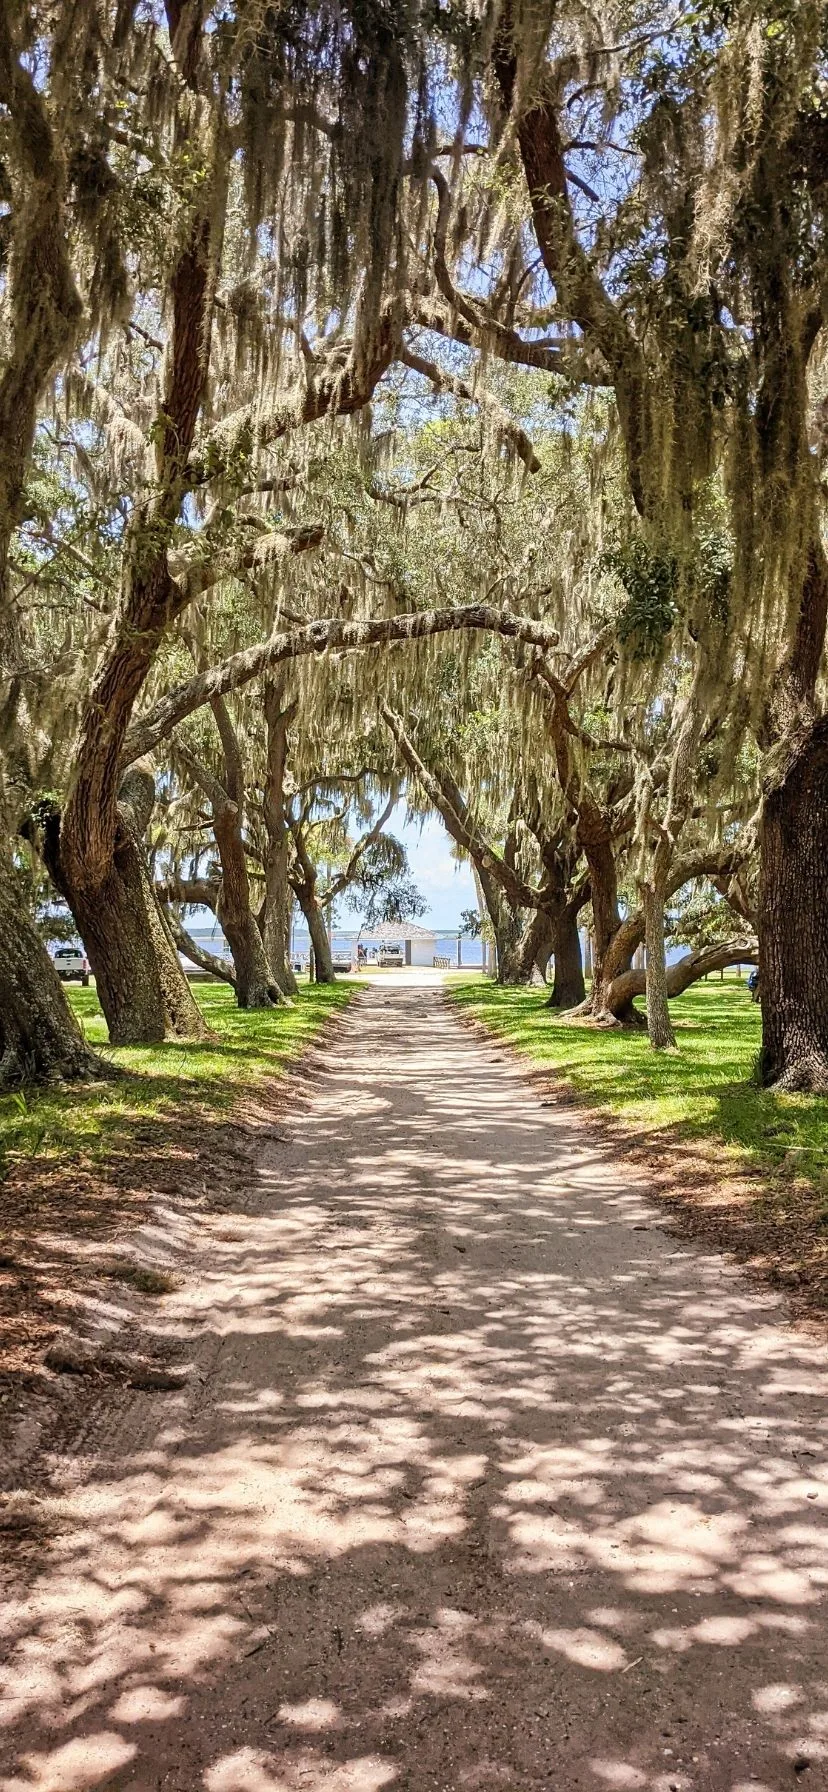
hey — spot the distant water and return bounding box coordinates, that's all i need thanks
[184,926,484,968]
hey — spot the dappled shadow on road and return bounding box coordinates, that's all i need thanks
[1,986,827,1792]
[451,980,828,1319]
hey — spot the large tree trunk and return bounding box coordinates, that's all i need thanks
[473,861,526,985]
[576,839,639,1024]
[548,907,585,1009]
[213,803,285,1009]
[513,907,554,983]
[642,882,677,1051]
[299,891,335,983]
[49,809,207,1046]
[759,717,828,1091]
[262,841,297,996]
[0,853,101,1087]
[494,914,528,983]
[262,683,299,998]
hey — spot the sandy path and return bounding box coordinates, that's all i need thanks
[1,980,827,1792]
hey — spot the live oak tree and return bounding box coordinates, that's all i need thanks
[0,2,135,1082]
[472,0,828,1084]
[1,0,822,1089]
[2,0,443,1050]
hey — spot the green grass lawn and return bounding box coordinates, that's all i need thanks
[447,975,828,1192]
[0,980,354,1182]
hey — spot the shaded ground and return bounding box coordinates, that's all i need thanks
[0,984,352,1425]
[448,979,828,1319]
[1,979,827,1792]
[1,983,353,1176]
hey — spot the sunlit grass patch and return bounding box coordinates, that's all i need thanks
[0,980,354,1181]
[447,976,828,1191]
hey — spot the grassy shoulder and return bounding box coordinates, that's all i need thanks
[447,975,828,1309]
[1,979,354,1182]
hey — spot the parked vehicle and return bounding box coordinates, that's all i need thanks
[377,943,405,968]
[53,945,90,985]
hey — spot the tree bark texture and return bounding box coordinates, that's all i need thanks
[548,907,586,1010]
[759,716,828,1091]
[213,800,285,1008]
[261,856,296,995]
[476,865,525,985]
[576,840,638,1024]
[514,908,554,984]
[0,853,100,1087]
[642,882,677,1050]
[47,809,207,1045]
[297,887,335,983]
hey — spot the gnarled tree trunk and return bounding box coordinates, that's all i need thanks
[575,838,639,1025]
[604,938,757,1015]
[548,906,586,1010]
[759,716,828,1091]
[489,892,527,984]
[514,907,554,983]
[48,803,207,1045]
[213,799,284,1009]
[0,853,101,1087]
[262,681,299,997]
[642,881,676,1050]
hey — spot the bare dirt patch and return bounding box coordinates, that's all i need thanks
[452,994,828,1329]
[0,998,357,1519]
[0,978,826,1792]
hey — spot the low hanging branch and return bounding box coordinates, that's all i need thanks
[381,702,545,912]
[163,906,237,988]
[604,939,758,1018]
[122,604,561,765]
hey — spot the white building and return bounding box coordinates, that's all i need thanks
[355,921,439,968]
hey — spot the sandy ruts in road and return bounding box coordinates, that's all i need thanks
[1,976,827,1791]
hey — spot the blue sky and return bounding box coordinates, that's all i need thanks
[335,802,477,931]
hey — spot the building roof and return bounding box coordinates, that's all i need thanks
[357,921,437,942]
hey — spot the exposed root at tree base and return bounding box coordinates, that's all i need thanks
[767,1055,828,1095]
[558,1006,644,1030]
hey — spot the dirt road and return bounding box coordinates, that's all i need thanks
[2,980,827,1792]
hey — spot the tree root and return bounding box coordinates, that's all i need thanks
[0,1042,108,1093]
[767,1053,828,1095]
[44,1337,192,1390]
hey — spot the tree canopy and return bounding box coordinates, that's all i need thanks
[1,0,826,1089]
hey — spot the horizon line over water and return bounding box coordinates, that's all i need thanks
[185,924,485,966]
